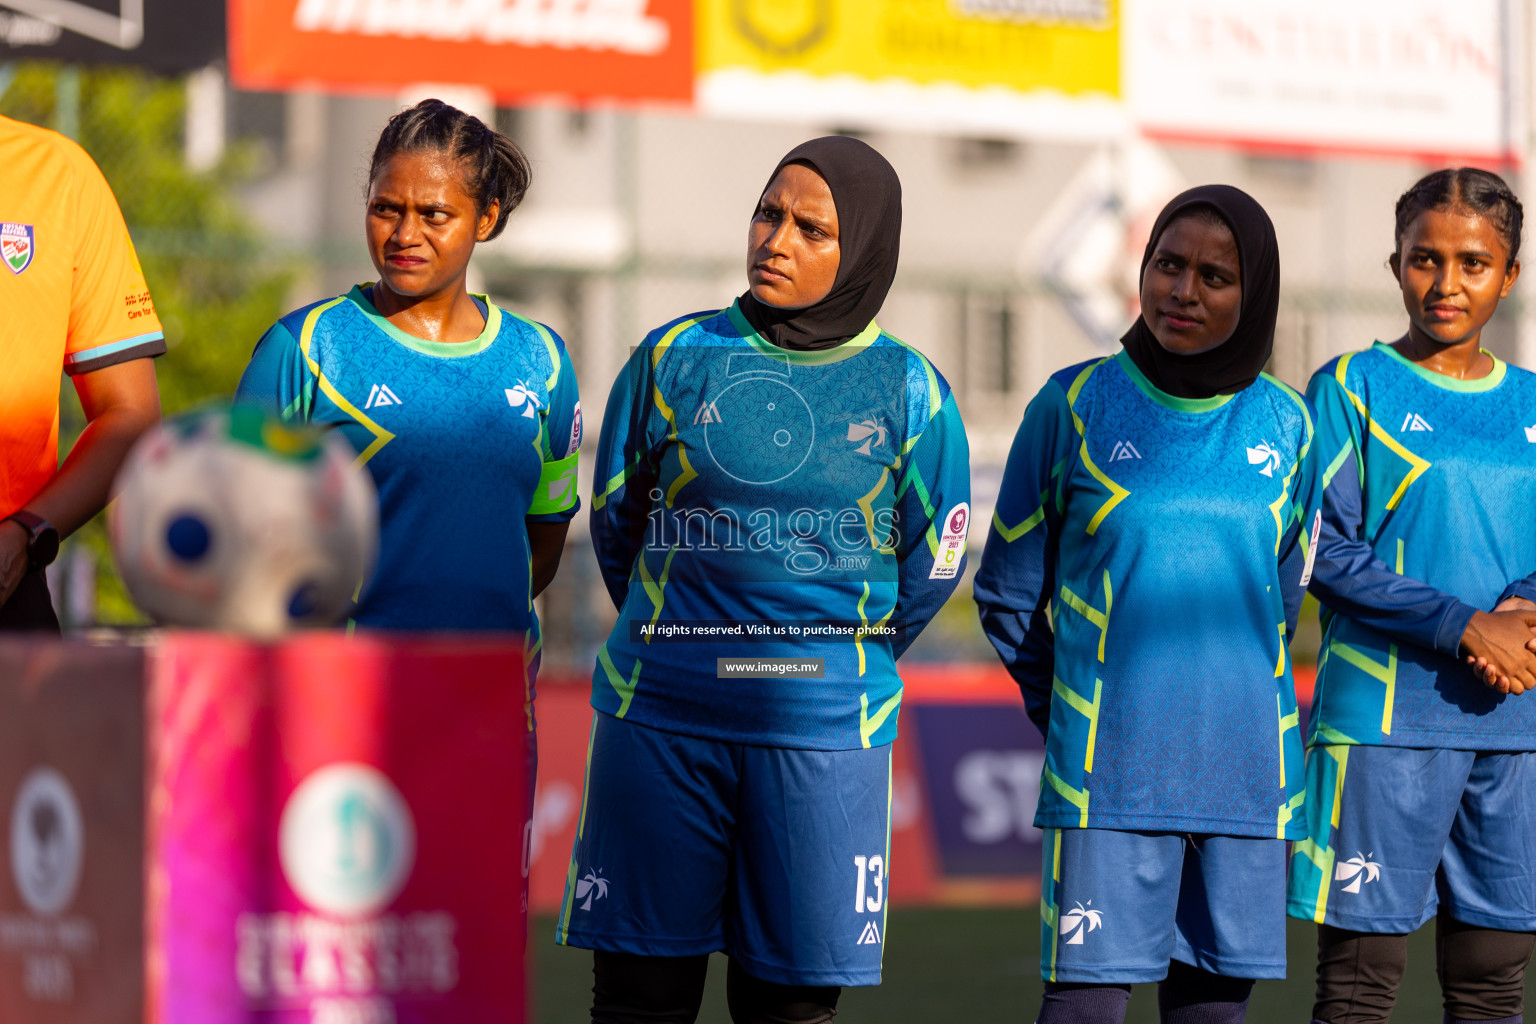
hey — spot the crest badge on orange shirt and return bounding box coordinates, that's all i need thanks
[1,222,34,275]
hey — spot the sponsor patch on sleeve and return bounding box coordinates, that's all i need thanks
[566,401,583,457]
[929,502,970,580]
[1299,509,1322,587]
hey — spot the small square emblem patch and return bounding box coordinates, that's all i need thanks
[1,223,35,275]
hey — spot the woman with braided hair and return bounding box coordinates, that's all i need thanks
[235,99,582,832]
[1289,167,1536,1024]
[239,97,581,631]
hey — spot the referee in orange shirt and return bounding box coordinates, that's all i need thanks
[0,113,164,631]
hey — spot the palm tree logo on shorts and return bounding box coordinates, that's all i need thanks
[1334,853,1382,894]
[575,870,609,911]
[1060,900,1104,945]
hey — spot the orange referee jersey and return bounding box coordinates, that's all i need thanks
[0,115,165,519]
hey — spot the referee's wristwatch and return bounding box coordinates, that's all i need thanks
[4,510,60,571]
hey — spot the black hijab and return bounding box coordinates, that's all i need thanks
[738,136,902,350]
[1121,184,1280,399]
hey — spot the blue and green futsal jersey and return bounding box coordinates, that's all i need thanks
[235,284,582,638]
[974,352,1320,839]
[588,300,971,751]
[1304,343,1536,751]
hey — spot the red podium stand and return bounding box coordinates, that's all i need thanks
[0,634,530,1024]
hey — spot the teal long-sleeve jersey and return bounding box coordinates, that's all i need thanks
[974,352,1321,839]
[1305,342,1536,750]
[588,301,971,750]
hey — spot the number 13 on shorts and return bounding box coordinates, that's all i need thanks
[853,854,885,913]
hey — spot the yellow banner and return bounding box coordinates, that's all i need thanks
[699,0,1118,96]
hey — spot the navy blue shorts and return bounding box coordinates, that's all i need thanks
[1041,828,1288,984]
[555,712,893,986]
[1288,744,1536,932]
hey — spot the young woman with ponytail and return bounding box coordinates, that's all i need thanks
[235,98,582,795]
[1289,167,1536,1024]
[239,97,581,631]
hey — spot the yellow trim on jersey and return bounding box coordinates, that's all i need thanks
[1065,359,1131,535]
[1051,675,1102,774]
[523,630,542,732]
[859,688,902,748]
[1044,829,1062,982]
[1276,790,1305,839]
[297,297,397,467]
[1043,766,1089,827]
[730,300,882,366]
[650,315,713,507]
[597,644,640,718]
[885,332,943,419]
[1058,571,1113,663]
[856,467,897,555]
[856,582,871,676]
[853,582,895,678]
[1277,692,1299,788]
[593,452,643,511]
[1334,354,1432,511]
[1327,639,1398,736]
[557,715,600,945]
[637,545,678,641]
[993,504,1045,543]
[502,309,564,392]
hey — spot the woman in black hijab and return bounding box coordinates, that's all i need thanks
[563,138,971,1023]
[976,186,1319,1023]
[1120,183,1282,398]
[736,136,903,350]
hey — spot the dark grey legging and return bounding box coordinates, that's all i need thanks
[1313,913,1535,1023]
[591,951,840,1024]
[1037,961,1254,1023]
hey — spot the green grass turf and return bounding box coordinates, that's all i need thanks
[535,909,1487,1021]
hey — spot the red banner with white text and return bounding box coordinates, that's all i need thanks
[229,0,693,102]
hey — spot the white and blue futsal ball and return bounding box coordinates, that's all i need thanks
[108,405,377,637]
